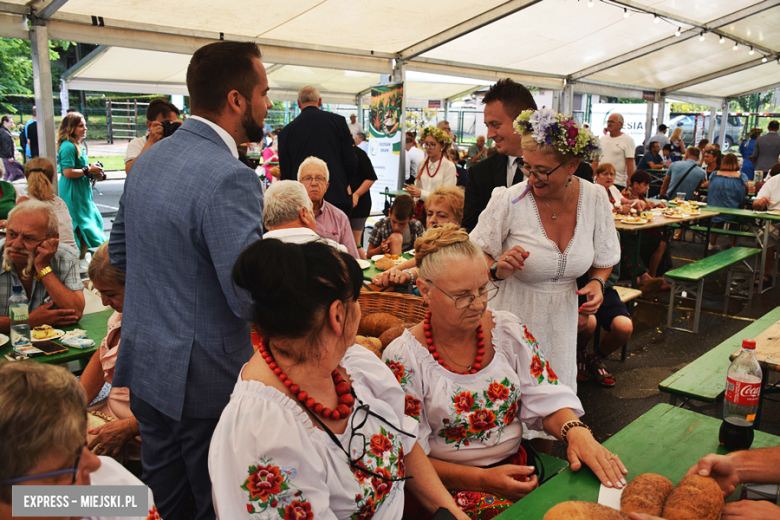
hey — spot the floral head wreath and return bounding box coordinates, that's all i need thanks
[420,126,452,147]
[513,108,600,161]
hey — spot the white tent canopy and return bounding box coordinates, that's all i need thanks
[1,0,779,158]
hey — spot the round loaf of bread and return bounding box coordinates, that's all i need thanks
[620,473,674,516]
[544,501,629,520]
[374,257,395,271]
[359,313,403,337]
[661,475,724,520]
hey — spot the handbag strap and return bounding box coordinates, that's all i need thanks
[667,163,698,197]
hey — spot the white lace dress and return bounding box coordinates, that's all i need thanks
[470,179,619,438]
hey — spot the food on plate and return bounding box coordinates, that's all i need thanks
[374,257,395,271]
[544,501,629,519]
[32,325,59,340]
[359,313,403,337]
[355,335,382,357]
[620,473,674,516]
[622,217,644,223]
[661,475,723,520]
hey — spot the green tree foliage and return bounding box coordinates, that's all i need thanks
[0,37,71,112]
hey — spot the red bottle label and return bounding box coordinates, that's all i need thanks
[725,377,761,406]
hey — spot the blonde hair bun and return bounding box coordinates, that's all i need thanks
[415,224,484,280]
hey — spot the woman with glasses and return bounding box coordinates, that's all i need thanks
[209,239,468,520]
[404,126,457,206]
[383,225,626,519]
[0,362,157,520]
[470,109,620,454]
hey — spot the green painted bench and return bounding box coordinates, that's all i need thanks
[689,225,755,239]
[665,247,761,333]
[659,307,780,416]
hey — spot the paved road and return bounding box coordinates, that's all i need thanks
[91,178,125,240]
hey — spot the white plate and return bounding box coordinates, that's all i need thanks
[0,333,8,346]
[622,219,647,225]
[31,329,64,342]
[357,259,370,270]
[371,255,404,264]
[371,255,385,262]
[664,214,685,219]
[613,215,624,220]
[768,210,780,216]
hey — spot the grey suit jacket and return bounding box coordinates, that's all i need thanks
[109,118,264,420]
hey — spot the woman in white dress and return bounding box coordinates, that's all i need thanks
[470,109,620,452]
[383,225,626,519]
[405,126,457,204]
[209,239,468,520]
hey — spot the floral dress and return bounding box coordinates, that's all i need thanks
[208,346,417,520]
[382,310,583,518]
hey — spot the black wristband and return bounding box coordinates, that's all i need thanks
[489,261,504,282]
[82,166,90,176]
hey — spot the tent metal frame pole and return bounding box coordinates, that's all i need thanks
[29,18,57,194]
[563,82,574,116]
[718,99,730,149]
[707,108,717,143]
[645,99,655,145]
[656,92,666,128]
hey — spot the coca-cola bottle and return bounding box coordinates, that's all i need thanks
[719,339,762,451]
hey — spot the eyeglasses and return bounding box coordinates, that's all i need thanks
[606,119,620,124]
[521,162,565,182]
[300,176,328,185]
[426,279,499,309]
[3,444,84,485]
[422,142,440,148]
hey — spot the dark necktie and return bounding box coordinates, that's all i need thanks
[511,157,525,186]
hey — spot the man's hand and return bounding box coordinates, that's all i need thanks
[686,453,740,497]
[34,238,58,272]
[29,301,79,327]
[88,420,135,457]
[753,197,770,210]
[380,239,390,253]
[722,500,780,519]
[147,121,166,145]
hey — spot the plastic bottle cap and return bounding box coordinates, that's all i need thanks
[742,339,756,350]
[11,285,21,293]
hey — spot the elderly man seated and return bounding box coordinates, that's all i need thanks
[297,156,359,258]
[263,180,347,253]
[0,200,84,332]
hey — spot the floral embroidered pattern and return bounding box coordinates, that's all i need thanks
[404,394,421,421]
[243,457,309,518]
[145,506,161,520]
[437,377,520,449]
[349,427,405,520]
[523,325,559,385]
[385,356,414,388]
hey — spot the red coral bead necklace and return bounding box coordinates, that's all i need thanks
[257,338,354,420]
[424,311,485,374]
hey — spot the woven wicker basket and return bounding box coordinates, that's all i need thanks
[357,291,428,324]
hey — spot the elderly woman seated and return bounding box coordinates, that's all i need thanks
[0,362,156,519]
[594,163,641,214]
[209,239,468,520]
[371,185,464,287]
[78,241,140,460]
[382,225,627,519]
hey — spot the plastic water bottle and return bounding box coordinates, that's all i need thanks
[9,285,31,348]
[719,339,762,451]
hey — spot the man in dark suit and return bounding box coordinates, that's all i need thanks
[278,86,357,216]
[463,79,538,231]
[109,41,268,520]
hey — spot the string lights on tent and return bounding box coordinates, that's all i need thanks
[623,8,629,18]
[733,41,739,51]
[588,0,594,6]
[749,47,755,55]
[762,56,768,63]
[675,27,681,37]
[699,31,706,41]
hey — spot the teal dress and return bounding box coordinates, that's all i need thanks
[57,140,104,249]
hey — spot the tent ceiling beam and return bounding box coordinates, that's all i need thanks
[446,85,488,102]
[730,81,780,99]
[397,0,541,60]
[0,2,28,15]
[570,0,779,81]
[43,19,393,74]
[33,0,69,20]
[0,12,29,39]
[61,44,109,81]
[265,64,285,74]
[664,56,772,93]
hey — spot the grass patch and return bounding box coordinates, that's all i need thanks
[90,156,126,172]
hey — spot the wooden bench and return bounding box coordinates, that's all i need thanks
[658,307,780,416]
[665,247,761,333]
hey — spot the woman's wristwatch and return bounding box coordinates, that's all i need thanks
[489,261,504,282]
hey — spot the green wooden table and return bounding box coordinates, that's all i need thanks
[362,253,414,282]
[0,309,113,369]
[498,403,780,519]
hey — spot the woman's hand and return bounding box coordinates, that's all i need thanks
[404,184,422,198]
[576,281,604,315]
[633,200,648,211]
[618,203,631,215]
[88,164,104,181]
[701,180,709,189]
[479,465,539,502]
[352,192,360,208]
[88,419,134,457]
[371,268,411,287]
[495,246,529,280]
[566,427,627,489]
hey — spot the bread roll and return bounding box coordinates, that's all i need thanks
[374,257,395,271]
[544,501,628,520]
[379,324,406,348]
[355,335,382,357]
[661,475,723,520]
[359,313,402,337]
[620,473,674,516]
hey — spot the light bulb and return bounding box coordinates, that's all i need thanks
[654,15,660,23]
[719,36,725,43]
[699,32,705,41]
[675,27,681,36]
[623,8,629,18]
[733,42,739,50]
[749,47,755,55]
[763,57,768,63]
[587,0,593,7]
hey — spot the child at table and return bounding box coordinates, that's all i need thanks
[366,193,425,257]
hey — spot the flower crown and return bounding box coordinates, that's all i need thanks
[513,108,600,161]
[420,126,452,147]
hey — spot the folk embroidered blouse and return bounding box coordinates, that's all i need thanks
[209,346,418,520]
[381,310,583,467]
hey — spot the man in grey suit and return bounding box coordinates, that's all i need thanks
[752,120,780,173]
[108,41,269,520]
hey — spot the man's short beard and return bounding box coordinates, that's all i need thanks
[242,99,265,143]
[3,248,35,279]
